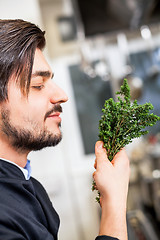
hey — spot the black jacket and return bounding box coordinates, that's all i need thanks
[0,159,118,240]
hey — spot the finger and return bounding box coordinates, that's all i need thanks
[99,197,102,208]
[95,141,111,169]
[95,141,107,161]
[92,171,96,178]
[94,159,97,169]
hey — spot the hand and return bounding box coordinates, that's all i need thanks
[93,141,130,207]
[93,141,130,239]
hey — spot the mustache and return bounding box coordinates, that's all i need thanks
[44,104,63,121]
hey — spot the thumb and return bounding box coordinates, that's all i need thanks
[95,141,110,167]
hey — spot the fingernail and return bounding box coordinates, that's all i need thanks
[97,141,103,149]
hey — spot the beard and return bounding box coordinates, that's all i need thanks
[1,106,62,153]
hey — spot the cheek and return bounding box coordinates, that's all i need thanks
[27,94,46,114]
[26,100,47,125]
[10,103,45,127]
[8,86,48,126]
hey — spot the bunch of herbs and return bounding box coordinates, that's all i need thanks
[93,79,160,203]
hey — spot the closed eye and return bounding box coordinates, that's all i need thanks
[32,85,44,90]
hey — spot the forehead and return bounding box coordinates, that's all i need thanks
[32,48,52,75]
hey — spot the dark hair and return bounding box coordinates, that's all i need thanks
[0,19,46,101]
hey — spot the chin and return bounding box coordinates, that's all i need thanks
[49,127,62,137]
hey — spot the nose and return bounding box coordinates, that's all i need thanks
[50,82,68,104]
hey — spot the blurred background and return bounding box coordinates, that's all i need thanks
[1,0,160,239]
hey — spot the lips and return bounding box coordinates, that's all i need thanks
[44,105,63,121]
[48,112,61,118]
[47,112,61,122]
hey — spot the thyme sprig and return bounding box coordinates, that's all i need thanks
[93,79,160,203]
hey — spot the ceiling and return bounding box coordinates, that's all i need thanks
[74,0,160,36]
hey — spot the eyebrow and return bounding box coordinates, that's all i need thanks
[32,71,54,79]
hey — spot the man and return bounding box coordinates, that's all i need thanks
[0,19,130,240]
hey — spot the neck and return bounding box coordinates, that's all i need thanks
[0,138,29,168]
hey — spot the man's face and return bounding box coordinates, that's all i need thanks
[0,48,68,153]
